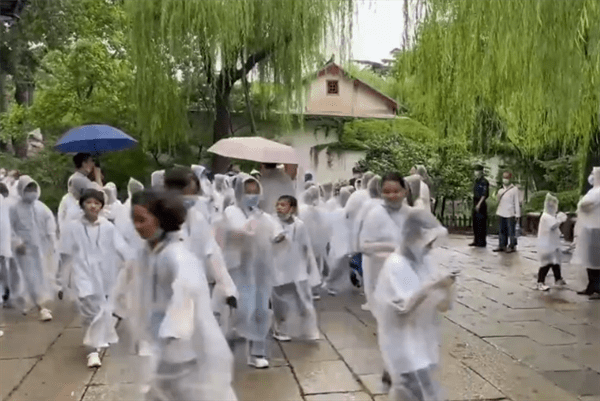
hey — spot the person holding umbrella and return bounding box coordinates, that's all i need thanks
[70,153,103,187]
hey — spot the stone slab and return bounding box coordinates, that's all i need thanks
[551,324,600,345]
[487,336,581,372]
[7,328,94,401]
[294,360,361,394]
[0,358,37,400]
[542,370,600,397]
[440,354,506,401]
[81,384,141,401]
[358,374,387,396]
[0,321,64,359]
[339,348,385,375]
[512,321,577,345]
[279,339,340,362]
[444,319,580,401]
[233,366,302,401]
[321,324,378,351]
[305,392,372,401]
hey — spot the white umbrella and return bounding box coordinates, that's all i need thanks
[208,136,300,164]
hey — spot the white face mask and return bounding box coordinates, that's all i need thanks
[243,194,260,209]
[22,191,37,203]
[589,174,594,186]
[502,178,510,186]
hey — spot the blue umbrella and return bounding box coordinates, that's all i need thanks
[54,124,138,154]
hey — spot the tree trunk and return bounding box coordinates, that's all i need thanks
[212,87,232,173]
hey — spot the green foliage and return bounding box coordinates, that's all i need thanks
[524,190,580,214]
[399,0,600,190]
[125,0,353,150]
[342,117,437,149]
[0,149,72,212]
[0,104,30,144]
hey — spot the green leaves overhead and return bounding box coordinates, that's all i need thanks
[398,0,600,157]
[125,0,353,151]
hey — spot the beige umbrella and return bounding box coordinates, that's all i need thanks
[208,136,300,164]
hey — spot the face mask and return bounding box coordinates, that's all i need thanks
[384,198,403,210]
[22,191,37,203]
[589,174,594,186]
[277,212,293,221]
[182,196,197,210]
[502,179,510,186]
[147,227,165,242]
[243,194,260,209]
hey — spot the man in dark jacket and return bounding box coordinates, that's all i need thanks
[470,164,489,247]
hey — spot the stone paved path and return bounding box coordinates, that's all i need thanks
[1,235,599,401]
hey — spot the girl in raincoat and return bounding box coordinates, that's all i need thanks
[57,175,91,233]
[323,187,353,295]
[58,188,131,368]
[574,166,600,299]
[221,174,284,369]
[163,168,238,321]
[298,186,331,299]
[535,193,568,291]
[357,172,410,311]
[373,209,455,401]
[271,195,320,342]
[114,178,145,251]
[151,170,165,189]
[9,176,57,321]
[126,189,237,400]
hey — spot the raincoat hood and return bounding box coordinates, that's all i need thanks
[127,178,144,199]
[214,174,228,192]
[322,183,333,201]
[68,175,91,200]
[17,175,40,200]
[362,172,375,190]
[405,174,422,205]
[594,167,600,188]
[301,186,320,206]
[543,193,559,215]
[103,182,118,205]
[151,170,165,188]
[192,164,213,197]
[339,187,352,208]
[400,209,448,258]
[367,175,381,199]
[233,173,262,209]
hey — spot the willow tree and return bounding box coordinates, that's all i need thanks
[126,0,352,171]
[398,0,600,190]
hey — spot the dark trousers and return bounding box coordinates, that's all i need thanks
[472,205,488,246]
[538,264,562,283]
[499,217,517,249]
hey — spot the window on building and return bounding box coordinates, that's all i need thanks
[327,80,339,95]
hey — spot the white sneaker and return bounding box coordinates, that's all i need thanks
[39,308,53,321]
[360,303,370,311]
[247,356,269,369]
[0,330,4,337]
[327,288,337,296]
[555,279,567,287]
[536,283,550,291]
[273,333,292,342]
[87,352,102,368]
[313,294,321,301]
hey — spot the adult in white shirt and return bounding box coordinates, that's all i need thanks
[494,171,521,253]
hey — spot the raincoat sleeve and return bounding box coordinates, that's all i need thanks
[57,222,75,290]
[359,207,397,255]
[207,245,238,300]
[8,204,24,249]
[299,222,321,287]
[112,224,132,263]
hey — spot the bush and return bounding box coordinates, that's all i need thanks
[524,189,579,214]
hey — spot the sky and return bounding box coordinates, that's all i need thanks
[351,0,405,62]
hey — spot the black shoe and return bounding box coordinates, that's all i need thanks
[577,288,595,295]
[590,293,600,300]
[2,287,9,302]
[493,248,505,252]
[468,242,477,247]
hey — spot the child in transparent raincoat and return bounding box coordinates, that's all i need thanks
[58,188,131,368]
[271,195,320,342]
[9,176,57,321]
[373,209,456,401]
[221,174,284,369]
[128,189,237,401]
[535,193,568,291]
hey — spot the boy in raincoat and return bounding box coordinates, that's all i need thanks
[58,187,131,368]
[126,189,237,400]
[221,174,284,369]
[373,209,456,401]
[9,176,57,321]
[271,195,320,342]
[535,193,568,291]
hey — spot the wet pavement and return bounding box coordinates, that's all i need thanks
[1,235,599,401]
